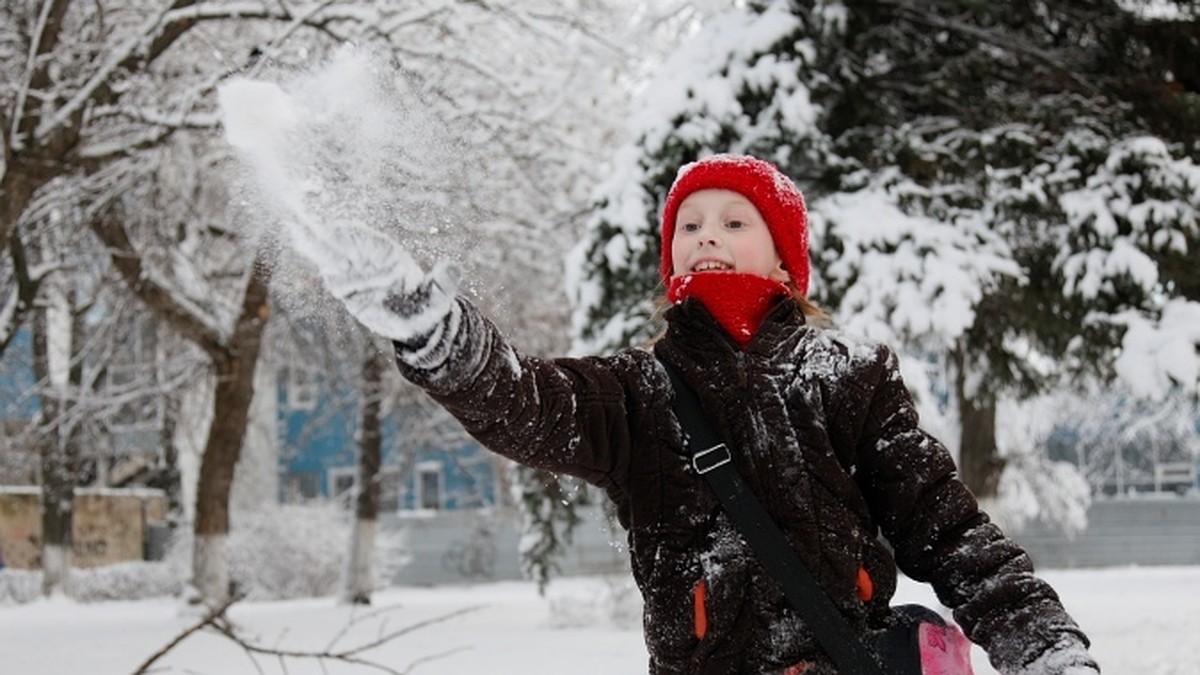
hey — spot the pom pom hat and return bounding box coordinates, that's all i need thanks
[660,154,810,297]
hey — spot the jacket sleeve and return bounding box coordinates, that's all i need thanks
[390,297,637,493]
[850,344,1097,674]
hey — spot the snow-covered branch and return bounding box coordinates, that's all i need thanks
[1112,299,1200,399]
[5,0,69,151]
[874,0,1098,93]
[32,2,185,143]
[89,209,229,358]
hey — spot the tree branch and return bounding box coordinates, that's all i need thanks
[874,0,1100,95]
[89,205,229,359]
[33,0,202,143]
[8,0,71,148]
[0,225,44,356]
[134,596,482,675]
[132,592,242,674]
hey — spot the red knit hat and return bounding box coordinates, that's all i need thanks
[660,154,810,297]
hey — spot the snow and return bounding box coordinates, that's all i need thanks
[217,44,463,283]
[1115,299,1200,400]
[811,180,1022,345]
[629,3,809,153]
[217,46,470,344]
[2,567,1197,673]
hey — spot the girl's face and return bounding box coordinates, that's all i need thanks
[670,189,789,283]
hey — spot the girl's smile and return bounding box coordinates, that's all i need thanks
[670,188,790,284]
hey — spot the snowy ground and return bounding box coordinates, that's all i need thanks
[2,565,1197,674]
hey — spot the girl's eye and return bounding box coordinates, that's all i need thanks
[726,220,746,230]
[681,222,701,233]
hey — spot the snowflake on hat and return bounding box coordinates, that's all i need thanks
[659,154,811,347]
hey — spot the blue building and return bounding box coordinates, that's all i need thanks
[2,319,502,513]
[274,348,501,512]
[0,329,38,484]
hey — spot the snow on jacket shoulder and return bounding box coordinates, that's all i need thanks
[394,296,1095,675]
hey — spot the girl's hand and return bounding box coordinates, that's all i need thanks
[289,219,459,343]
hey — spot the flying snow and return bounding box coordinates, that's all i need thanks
[216,45,464,315]
[218,79,299,155]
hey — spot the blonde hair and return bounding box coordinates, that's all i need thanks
[790,288,832,327]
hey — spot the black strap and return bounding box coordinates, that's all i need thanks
[659,358,889,675]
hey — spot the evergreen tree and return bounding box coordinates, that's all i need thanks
[511,465,586,594]
[570,0,1200,500]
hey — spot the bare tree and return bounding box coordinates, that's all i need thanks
[343,342,386,605]
[28,272,83,592]
[3,0,654,605]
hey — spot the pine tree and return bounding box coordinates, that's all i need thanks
[571,0,1200,500]
[511,465,586,594]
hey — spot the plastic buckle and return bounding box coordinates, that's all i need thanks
[692,444,731,474]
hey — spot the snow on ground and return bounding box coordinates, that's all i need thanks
[2,566,1197,674]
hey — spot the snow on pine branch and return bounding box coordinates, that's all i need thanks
[1055,136,1200,399]
[625,2,814,153]
[1057,136,1200,300]
[811,171,1023,346]
[1113,298,1200,399]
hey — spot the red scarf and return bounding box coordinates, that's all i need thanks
[667,273,790,348]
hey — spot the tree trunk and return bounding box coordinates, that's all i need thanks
[2,220,43,358]
[90,208,275,605]
[191,263,272,606]
[953,346,1005,500]
[30,278,79,595]
[344,347,385,605]
[152,395,185,531]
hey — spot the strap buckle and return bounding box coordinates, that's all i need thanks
[692,444,731,474]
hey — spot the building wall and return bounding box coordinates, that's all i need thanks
[0,487,166,570]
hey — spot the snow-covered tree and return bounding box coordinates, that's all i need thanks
[28,265,84,594]
[570,0,1200,511]
[3,0,655,604]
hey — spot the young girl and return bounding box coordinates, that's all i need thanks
[311,154,1098,674]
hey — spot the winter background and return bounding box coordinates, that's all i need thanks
[2,1,1199,674]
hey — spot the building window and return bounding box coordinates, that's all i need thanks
[285,364,318,411]
[285,472,320,502]
[105,319,163,456]
[416,462,442,511]
[329,467,356,507]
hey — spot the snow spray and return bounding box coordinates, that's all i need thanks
[217,46,463,298]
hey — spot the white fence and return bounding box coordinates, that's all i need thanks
[380,497,1200,587]
[382,506,628,586]
[1012,496,1200,569]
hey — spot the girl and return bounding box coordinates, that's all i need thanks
[311,154,1098,674]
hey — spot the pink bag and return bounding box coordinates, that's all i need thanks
[875,604,975,675]
[917,620,975,675]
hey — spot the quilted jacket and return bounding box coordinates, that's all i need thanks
[394,296,1094,674]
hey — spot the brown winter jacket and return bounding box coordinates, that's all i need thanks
[394,296,1094,674]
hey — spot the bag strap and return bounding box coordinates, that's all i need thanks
[658,357,889,675]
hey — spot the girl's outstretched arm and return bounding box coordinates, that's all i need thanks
[852,345,1098,675]
[293,221,643,490]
